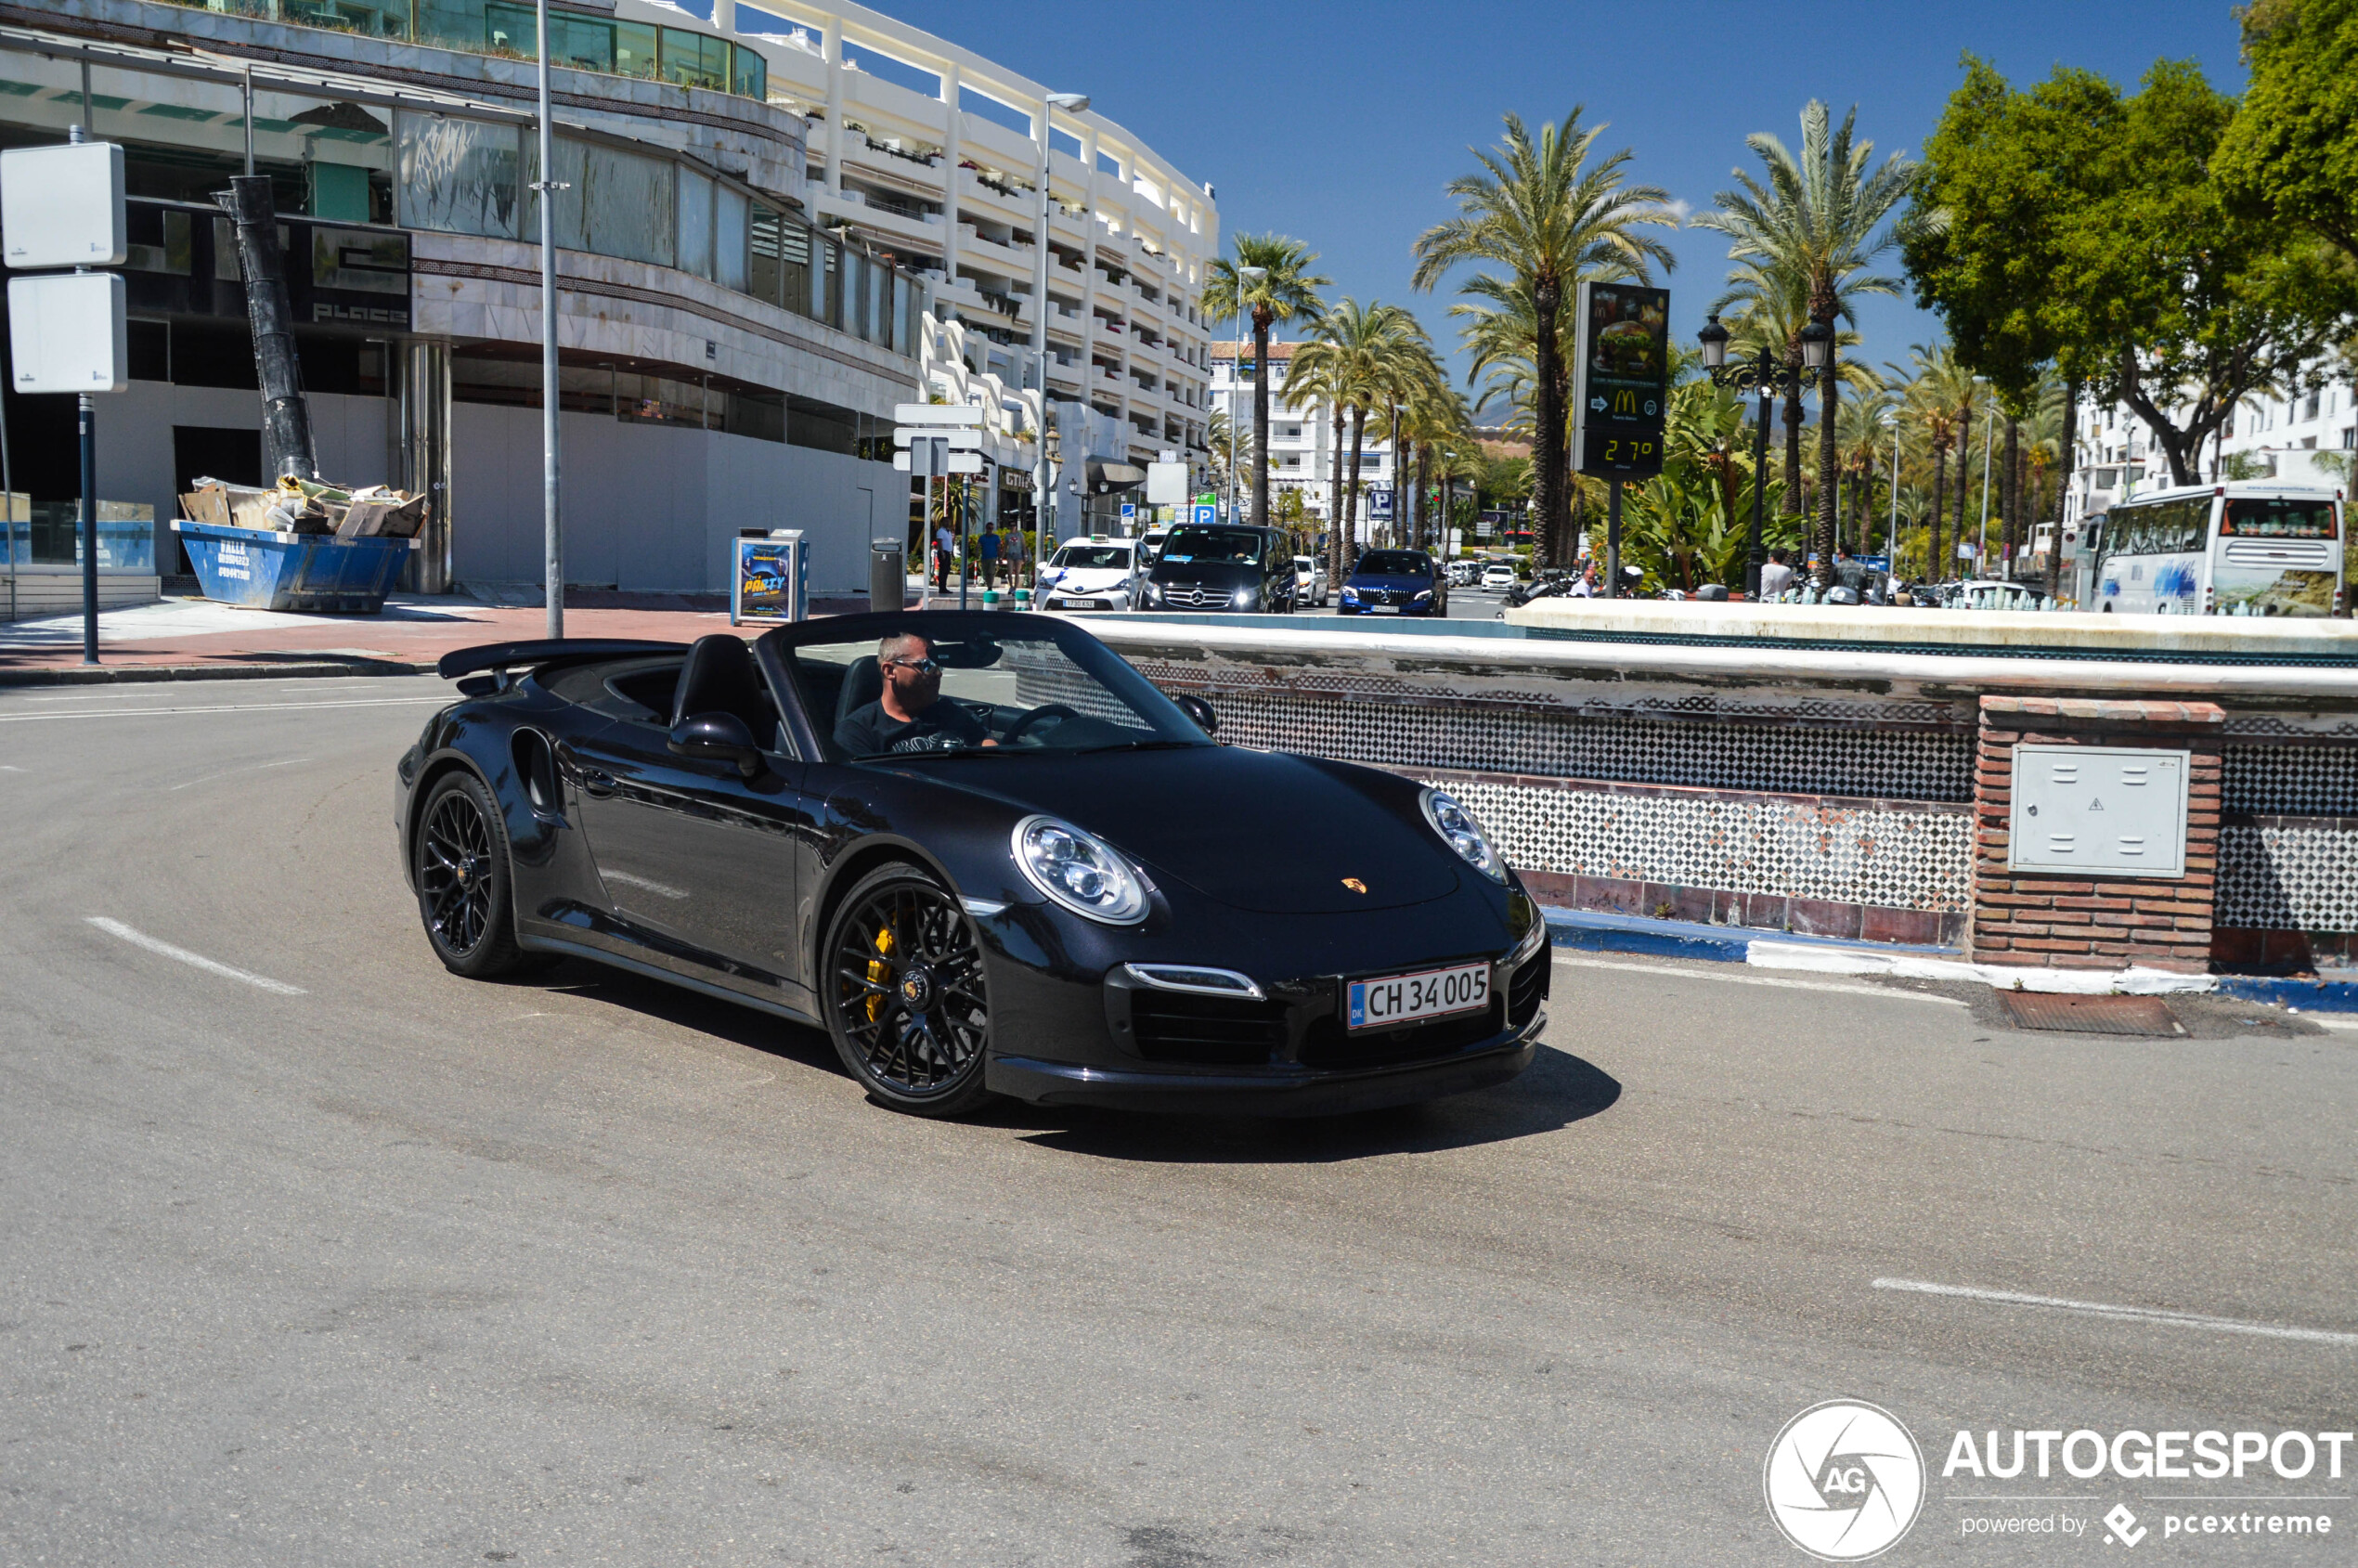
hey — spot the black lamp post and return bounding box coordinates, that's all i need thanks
[1698,313,1822,599]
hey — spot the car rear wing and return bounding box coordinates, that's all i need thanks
[436,639,690,680]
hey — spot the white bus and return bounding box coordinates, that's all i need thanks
[2090,482,2344,616]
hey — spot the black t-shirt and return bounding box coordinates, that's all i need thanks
[834,697,990,757]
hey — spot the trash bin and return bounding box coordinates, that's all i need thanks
[870,537,905,615]
[173,519,418,613]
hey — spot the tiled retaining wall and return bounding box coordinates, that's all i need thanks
[1088,627,2358,952]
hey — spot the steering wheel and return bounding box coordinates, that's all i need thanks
[1003,703,1081,745]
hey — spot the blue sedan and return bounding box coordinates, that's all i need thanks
[1339,550,1449,616]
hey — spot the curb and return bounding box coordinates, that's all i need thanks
[2216,975,2358,1013]
[0,659,438,687]
[1542,906,1755,962]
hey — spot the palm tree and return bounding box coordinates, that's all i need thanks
[1893,341,1975,585]
[1286,299,1434,577]
[1277,337,1353,580]
[1413,110,1677,567]
[1692,101,1916,584]
[1203,236,1328,530]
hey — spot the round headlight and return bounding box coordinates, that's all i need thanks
[1419,787,1507,883]
[1013,815,1150,924]
[1233,589,1254,607]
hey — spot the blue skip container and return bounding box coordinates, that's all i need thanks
[173,519,418,613]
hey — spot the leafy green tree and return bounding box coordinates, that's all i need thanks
[1413,110,1677,566]
[1204,235,1329,528]
[1911,56,2355,486]
[2214,0,2358,266]
[1694,101,1916,583]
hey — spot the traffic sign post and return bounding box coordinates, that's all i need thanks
[1190,502,1216,527]
[1570,280,1669,595]
[3,138,127,665]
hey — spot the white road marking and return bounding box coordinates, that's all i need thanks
[1552,952,1964,1005]
[168,757,314,791]
[0,696,443,723]
[2304,1013,2358,1031]
[1872,1277,2358,1346]
[0,764,21,771]
[84,917,307,996]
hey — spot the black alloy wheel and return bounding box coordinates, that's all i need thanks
[823,863,993,1117]
[415,771,526,977]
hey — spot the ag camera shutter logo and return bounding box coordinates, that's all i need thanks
[1765,1400,1925,1561]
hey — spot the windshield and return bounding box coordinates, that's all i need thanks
[2222,498,2338,539]
[1052,545,1132,569]
[786,621,1208,762]
[1355,551,1432,577]
[1158,527,1263,565]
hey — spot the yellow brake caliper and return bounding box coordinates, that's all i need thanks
[864,922,896,1023]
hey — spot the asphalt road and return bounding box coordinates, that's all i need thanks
[2,676,2352,1566]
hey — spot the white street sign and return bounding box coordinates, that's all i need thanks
[895,449,983,474]
[893,427,985,450]
[1,143,126,270]
[8,273,126,393]
[893,403,983,427]
[1145,461,1188,506]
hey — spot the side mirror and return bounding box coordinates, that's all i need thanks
[669,711,762,778]
[1172,692,1220,734]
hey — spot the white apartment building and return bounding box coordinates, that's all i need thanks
[1209,341,1398,536]
[2068,376,2357,525]
[732,2,1220,529]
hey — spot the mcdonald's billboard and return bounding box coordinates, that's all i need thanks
[1570,280,1669,479]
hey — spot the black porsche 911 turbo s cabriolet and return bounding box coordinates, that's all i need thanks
[395,612,1548,1118]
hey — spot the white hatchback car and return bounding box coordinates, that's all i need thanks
[1479,562,1520,590]
[1039,538,1142,612]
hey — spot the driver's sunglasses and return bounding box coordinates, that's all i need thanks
[884,656,940,674]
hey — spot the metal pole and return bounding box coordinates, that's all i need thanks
[1745,358,1772,598]
[957,473,968,610]
[535,0,563,638]
[1605,477,1623,600]
[241,63,253,175]
[1228,312,1246,524]
[1977,398,1994,576]
[1030,123,1053,584]
[79,395,97,665]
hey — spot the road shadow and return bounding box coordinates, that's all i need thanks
[505,962,1621,1161]
[516,957,845,1079]
[1003,1043,1622,1164]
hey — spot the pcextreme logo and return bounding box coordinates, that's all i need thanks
[1765,1400,1927,1561]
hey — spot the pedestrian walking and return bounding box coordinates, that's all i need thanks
[979,526,1002,590]
[933,521,953,594]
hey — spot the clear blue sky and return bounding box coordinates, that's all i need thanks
[879,0,2247,408]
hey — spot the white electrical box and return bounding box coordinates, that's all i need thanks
[8,273,128,394]
[2008,745,2190,878]
[1,142,126,270]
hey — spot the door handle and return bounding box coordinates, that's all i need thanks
[581,771,619,798]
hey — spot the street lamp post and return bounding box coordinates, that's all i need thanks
[1973,375,1994,578]
[1882,408,1900,583]
[1030,90,1088,581]
[1696,314,1823,600]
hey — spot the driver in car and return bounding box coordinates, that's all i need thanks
[835,631,996,755]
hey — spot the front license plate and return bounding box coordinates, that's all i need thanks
[1347,961,1491,1030]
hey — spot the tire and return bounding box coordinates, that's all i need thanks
[821,862,995,1118]
[414,770,528,978]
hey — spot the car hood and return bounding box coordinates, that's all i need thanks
[887,746,1462,914]
[1150,560,1255,585]
[1049,569,1132,591]
[1346,574,1432,592]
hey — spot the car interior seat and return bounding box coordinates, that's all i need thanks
[670,634,774,741]
[833,655,884,738]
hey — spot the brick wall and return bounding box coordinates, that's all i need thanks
[1970,697,2224,972]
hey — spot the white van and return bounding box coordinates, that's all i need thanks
[2090,482,2344,616]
